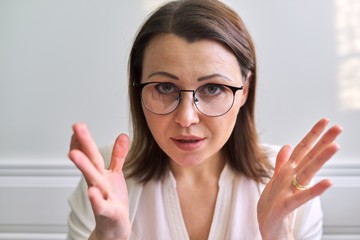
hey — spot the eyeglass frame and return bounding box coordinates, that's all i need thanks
[133,81,246,117]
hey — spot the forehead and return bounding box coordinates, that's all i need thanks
[143,34,235,62]
[142,34,242,82]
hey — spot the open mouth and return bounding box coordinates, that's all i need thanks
[172,137,205,151]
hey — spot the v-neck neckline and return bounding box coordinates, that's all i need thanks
[163,164,236,239]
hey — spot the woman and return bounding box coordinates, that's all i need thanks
[68,0,342,239]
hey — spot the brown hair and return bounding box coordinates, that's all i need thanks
[124,0,272,183]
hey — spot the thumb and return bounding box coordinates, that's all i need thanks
[274,145,292,175]
[109,133,130,172]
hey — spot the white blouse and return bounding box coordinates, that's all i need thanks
[67,144,323,240]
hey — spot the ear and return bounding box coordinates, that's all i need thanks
[240,72,252,106]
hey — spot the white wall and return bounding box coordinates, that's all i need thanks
[0,0,359,239]
[226,0,360,163]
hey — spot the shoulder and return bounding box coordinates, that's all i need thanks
[99,144,114,168]
[256,143,279,188]
[260,143,281,168]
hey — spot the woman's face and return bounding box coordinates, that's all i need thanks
[141,34,248,169]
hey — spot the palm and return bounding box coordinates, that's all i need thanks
[257,118,342,239]
[69,123,131,239]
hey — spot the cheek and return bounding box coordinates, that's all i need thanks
[144,110,158,132]
[143,110,169,142]
[224,102,241,132]
[211,106,240,143]
[230,95,242,117]
[223,110,239,133]
[236,91,248,108]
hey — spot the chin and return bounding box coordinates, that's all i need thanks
[169,153,208,168]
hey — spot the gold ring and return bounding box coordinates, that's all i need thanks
[292,174,308,191]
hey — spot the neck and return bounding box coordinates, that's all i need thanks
[170,154,226,185]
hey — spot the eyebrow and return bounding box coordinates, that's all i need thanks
[147,72,179,80]
[147,72,232,82]
[198,73,233,82]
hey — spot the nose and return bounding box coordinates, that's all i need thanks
[174,91,200,127]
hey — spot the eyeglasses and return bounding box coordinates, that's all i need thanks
[134,82,244,117]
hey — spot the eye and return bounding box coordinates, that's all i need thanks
[198,84,225,95]
[154,82,177,94]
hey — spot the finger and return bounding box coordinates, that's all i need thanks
[289,118,329,164]
[296,143,340,186]
[285,179,332,213]
[88,186,114,217]
[89,187,124,219]
[297,125,343,170]
[88,186,107,214]
[274,145,292,175]
[69,149,109,195]
[70,133,80,151]
[72,123,105,173]
[109,134,130,172]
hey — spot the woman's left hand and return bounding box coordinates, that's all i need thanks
[257,118,343,240]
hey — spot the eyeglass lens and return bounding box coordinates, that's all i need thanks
[141,83,236,116]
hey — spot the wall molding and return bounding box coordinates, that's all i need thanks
[1,158,358,178]
[0,158,80,239]
[317,161,360,177]
[0,159,359,240]
[0,159,80,177]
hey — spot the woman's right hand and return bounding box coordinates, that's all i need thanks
[69,123,131,240]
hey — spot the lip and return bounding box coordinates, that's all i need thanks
[171,135,205,151]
